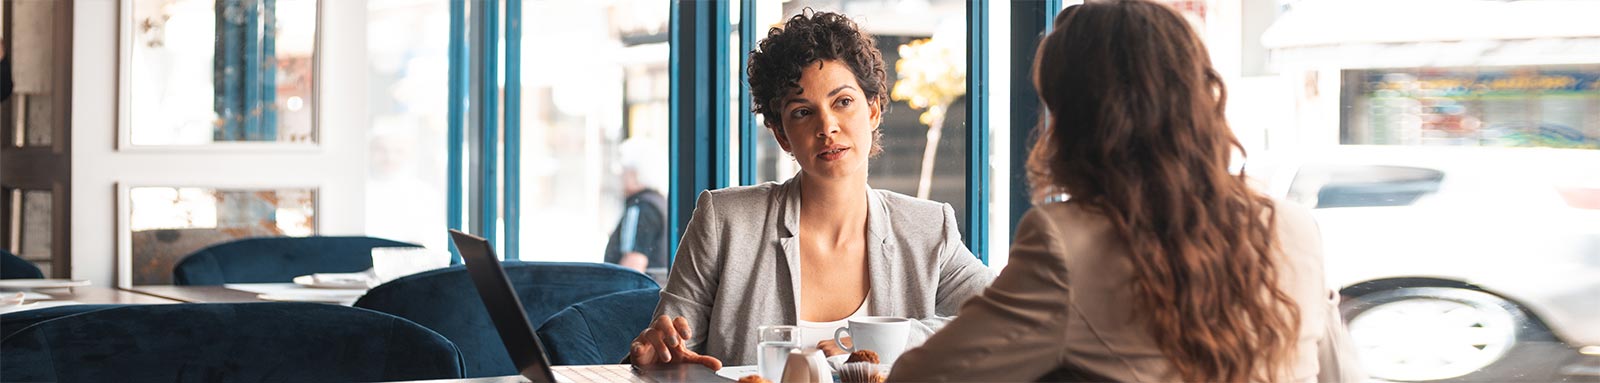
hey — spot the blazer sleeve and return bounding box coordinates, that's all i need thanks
[652,190,722,354]
[912,203,996,337]
[890,208,1074,382]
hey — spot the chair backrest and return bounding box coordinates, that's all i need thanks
[0,302,463,383]
[172,236,420,285]
[131,227,275,285]
[353,261,658,377]
[0,304,129,341]
[535,288,662,365]
[1,249,45,279]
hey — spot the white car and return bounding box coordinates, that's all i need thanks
[1264,146,1600,382]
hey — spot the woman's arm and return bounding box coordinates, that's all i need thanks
[911,204,996,337]
[651,191,723,353]
[890,209,1074,382]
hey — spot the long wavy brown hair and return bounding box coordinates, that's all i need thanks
[1026,1,1300,381]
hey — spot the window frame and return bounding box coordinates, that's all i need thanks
[442,0,1071,266]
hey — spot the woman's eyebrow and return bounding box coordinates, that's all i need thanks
[827,84,857,97]
[782,84,858,107]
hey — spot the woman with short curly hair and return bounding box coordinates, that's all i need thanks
[626,10,994,369]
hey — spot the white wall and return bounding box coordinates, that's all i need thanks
[73,0,369,285]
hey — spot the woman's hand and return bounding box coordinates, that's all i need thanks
[628,315,723,370]
[817,336,852,357]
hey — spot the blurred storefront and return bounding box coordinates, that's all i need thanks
[1258,0,1600,154]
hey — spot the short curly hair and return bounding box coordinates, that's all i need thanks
[748,10,887,156]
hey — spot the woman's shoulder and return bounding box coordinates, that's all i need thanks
[1268,198,1319,238]
[704,181,782,201]
[871,189,950,217]
[691,182,784,220]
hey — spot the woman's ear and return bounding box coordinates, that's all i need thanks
[868,98,883,129]
[770,124,793,153]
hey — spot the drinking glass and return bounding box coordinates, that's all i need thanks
[756,325,799,380]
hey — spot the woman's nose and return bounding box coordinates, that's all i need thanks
[816,113,841,138]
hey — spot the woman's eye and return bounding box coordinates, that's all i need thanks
[837,98,853,108]
[789,108,812,119]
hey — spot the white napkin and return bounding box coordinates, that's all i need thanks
[311,272,375,287]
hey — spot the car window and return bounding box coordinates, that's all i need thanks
[1287,165,1445,208]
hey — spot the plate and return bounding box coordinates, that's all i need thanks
[257,292,361,304]
[292,275,372,289]
[0,279,92,290]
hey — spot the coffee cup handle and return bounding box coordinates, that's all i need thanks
[834,327,854,353]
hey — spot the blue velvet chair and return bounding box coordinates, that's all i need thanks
[2,249,45,279]
[172,236,420,285]
[536,288,662,365]
[0,303,463,382]
[0,304,129,340]
[354,262,657,377]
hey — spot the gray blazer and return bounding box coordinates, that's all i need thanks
[654,177,996,365]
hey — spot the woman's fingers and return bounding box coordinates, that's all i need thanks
[633,315,708,367]
[816,338,846,357]
[672,316,694,342]
[651,315,682,348]
[641,328,671,363]
[629,341,656,365]
[630,328,667,366]
[677,349,724,370]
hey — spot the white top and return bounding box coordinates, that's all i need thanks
[795,295,870,350]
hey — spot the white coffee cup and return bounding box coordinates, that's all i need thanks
[371,247,450,283]
[832,316,912,365]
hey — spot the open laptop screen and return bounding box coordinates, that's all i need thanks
[450,229,559,383]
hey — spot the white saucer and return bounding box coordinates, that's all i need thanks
[292,275,372,289]
[0,279,92,290]
[257,292,362,304]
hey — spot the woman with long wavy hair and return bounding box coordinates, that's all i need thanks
[890,1,1335,381]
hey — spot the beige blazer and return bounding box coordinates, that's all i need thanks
[654,176,995,365]
[890,200,1333,382]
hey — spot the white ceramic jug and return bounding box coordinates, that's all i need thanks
[780,348,834,383]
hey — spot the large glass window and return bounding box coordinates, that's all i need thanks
[366,0,450,251]
[515,0,672,280]
[126,187,316,285]
[127,0,319,145]
[1343,66,1600,150]
[747,0,974,240]
[1246,1,1600,381]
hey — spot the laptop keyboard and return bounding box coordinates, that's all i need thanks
[554,365,651,383]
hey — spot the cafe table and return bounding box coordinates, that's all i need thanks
[392,365,759,382]
[23,286,179,304]
[0,286,181,315]
[126,283,368,304]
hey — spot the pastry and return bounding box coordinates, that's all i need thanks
[738,374,774,383]
[845,350,879,364]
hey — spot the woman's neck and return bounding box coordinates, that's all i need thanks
[797,172,869,247]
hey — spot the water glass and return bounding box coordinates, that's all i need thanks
[756,325,799,381]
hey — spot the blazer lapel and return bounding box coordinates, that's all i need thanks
[864,188,897,316]
[777,177,803,324]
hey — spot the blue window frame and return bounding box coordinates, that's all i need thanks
[1008,0,1062,245]
[443,0,1067,266]
[446,0,468,263]
[447,0,521,262]
[966,0,992,263]
[666,0,735,262]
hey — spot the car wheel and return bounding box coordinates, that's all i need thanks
[1341,287,1540,382]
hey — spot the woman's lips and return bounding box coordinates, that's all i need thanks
[816,145,850,161]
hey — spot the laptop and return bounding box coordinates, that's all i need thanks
[449,230,731,383]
